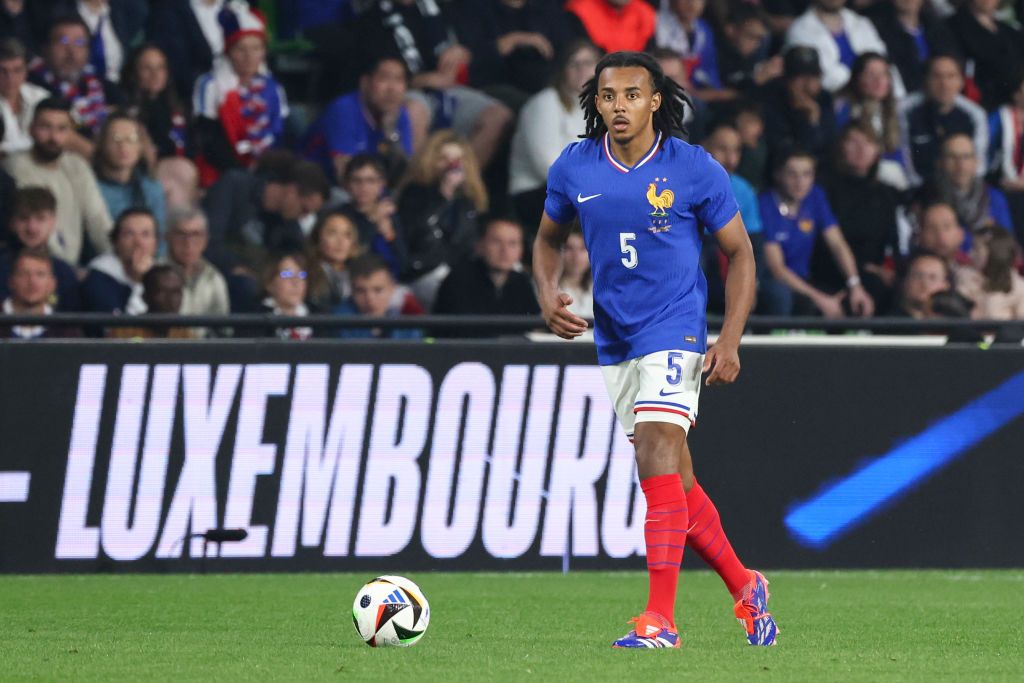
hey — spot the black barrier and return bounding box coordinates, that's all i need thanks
[0,341,1022,573]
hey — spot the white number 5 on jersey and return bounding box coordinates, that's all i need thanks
[620,232,638,269]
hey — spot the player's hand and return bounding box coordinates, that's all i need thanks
[703,340,740,386]
[540,291,588,339]
[848,284,875,318]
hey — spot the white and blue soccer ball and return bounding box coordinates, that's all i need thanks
[352,575,430,647]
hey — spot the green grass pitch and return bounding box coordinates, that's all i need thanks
[1,570,1022,681]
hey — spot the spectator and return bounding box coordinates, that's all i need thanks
[192,1,288,181]
[454,0,575,99]
[0,247,81,338]
[0,37,48,154]
[94,112,167,247]
[74,0,147,85]
[703,120,765,277]
[29,15,122,156]
[759,46,838,160]
[260,252,313,340]
[924,133,1013,235]
[165,206,228,320]
[915,201,967,264]
[564,0,655,54]
[155,156,199,210]
[294,161,329,237]
[145,0,218,100]
[834,53,902,162]
[4,97,112,265]
[558,227,593,321]
[339,154,406,275]
[900,54,987,187]
[306,210,361,312]
[785,0,888,93]
[302,53,414,186]
[946,0,1024,111]
[0,0,51,56]
[729,99,769,190]
[120,43,190,158]
[892,249,955,318]
[508,40,598,230]
[718,5,783,97]
[351,1,512,171]
[867,0,959,94]
[81,206,155,316]
[0,186,80,310]
[654,0,729,103]
[433,216,540,336]
[988,67,1024,243]
[759,147,874,317]
[957,224,1024,319]
[107,264,195,339]
[334,253,424,340]
[200,149,304,276]
[819,122,901,312]
[398,130,488,309]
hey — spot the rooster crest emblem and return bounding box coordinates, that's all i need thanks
[647,178,674,217]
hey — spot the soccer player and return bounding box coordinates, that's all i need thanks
[534,51,778,649]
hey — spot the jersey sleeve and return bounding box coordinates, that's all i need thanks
[692,150,739,232]
[543,148,577,225]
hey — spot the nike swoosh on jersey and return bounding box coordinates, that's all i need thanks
[577,193,602,203]
[659,389,683,396]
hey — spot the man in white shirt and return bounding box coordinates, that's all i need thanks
[0,38,48,155]
[785,0,889,93]
[3,97,112,264]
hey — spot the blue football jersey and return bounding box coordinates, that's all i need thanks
[545,132,739,365]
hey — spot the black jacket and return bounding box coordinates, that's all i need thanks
[946,8,1024,110]
[398,183,480,281]
[432,257,540,337]
[868,3,959,94]
[146,0,215,100]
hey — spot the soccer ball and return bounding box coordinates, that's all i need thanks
[352,575,430,647]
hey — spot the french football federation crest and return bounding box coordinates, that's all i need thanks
[647,178,675,217]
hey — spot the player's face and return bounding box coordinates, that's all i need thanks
[596,66,662,145]
[777,157,815,202]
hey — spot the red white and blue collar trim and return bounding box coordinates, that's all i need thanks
[603,131,663,173]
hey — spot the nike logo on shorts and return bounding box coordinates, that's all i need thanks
[659,389,683,396]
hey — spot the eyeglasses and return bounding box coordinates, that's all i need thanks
[58,36,88,48]
[279,269,307,280]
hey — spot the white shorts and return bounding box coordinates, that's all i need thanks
[600,350,704,440]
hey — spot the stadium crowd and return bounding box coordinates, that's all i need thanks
[0,0,1023,340]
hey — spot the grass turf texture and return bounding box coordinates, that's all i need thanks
[1,570,1022,681]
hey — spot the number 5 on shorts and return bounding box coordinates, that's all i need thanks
[666,351,684,385]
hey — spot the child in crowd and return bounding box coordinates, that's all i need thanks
[334,253,423,340]
[261,252,312,340]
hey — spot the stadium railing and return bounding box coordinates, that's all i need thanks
[0,314,1021,341]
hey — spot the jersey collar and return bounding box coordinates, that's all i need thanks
[603,131,663,174]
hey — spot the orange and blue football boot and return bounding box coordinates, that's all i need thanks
[611,612,680,649]
[734,570,778,646]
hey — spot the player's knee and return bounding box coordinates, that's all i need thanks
[633,422,683,479]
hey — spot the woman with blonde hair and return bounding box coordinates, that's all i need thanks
[398,130,489,308]
[305,210,363,312]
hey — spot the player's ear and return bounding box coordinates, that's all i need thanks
[651,91,662,113]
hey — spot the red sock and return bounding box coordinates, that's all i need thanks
[686,479,750,599]
[641,474,688,627]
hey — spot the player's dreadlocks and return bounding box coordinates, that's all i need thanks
[579,51,694,140]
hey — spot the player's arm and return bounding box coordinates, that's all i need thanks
[705,212,756,386]
[822,226,875,317]
[533,211,588,339]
